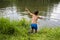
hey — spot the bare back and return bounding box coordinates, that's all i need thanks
[31,15,38,24]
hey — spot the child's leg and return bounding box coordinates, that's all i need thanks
[31,27,34,33]
[35,26,37,33]
[35,29,37,33]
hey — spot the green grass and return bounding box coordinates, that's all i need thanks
[0,18,60,40]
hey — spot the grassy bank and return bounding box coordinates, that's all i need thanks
[0,18,60,40]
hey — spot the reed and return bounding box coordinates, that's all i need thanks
[0,18,60,40]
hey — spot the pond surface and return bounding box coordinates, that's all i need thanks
[0,0,60,28]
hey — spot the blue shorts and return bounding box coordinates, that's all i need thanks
[31,24,37,30]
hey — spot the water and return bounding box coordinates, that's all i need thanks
[0,6,30,20]
[50,2,60,21]
[0,0,60,28]
[38,2,60,28]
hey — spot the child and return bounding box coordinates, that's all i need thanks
[25,8,43,33]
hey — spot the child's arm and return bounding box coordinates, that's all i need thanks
[25,8,33,16]
[38,16,43,19]
[38,16,49,20]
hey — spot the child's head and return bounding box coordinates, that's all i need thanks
[33,10,39,15]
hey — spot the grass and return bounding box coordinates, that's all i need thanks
[0,17,60,40]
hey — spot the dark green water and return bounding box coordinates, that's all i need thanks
[0,0,60,11]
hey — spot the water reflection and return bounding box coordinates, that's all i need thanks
[50,2,60,21]
[38,2,60,27]
[0,6,30,20]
